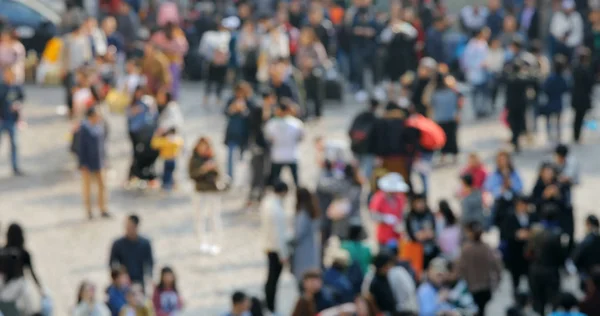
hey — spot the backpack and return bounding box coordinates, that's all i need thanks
[405,114,446,151]
[349,114,375,154]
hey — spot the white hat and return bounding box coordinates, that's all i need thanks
[377,172,409,193]
[222,16,240,29]
[562,0,575,9]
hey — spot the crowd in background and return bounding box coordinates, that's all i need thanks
[1,0,600,315]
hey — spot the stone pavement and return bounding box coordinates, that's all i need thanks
[0,83,598,315]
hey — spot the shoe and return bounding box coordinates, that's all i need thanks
[13,169,25,177]
[200,243,211,254]
[101,212,112,218]
[209,245,221,255]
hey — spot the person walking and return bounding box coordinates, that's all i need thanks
[264,103,304,186]
[109,214,155,290]
[291,188,321,286]
[571,49,594,143]
[462,28,490,118]
[261,181,291,314]
[150,22,189,100]
[296,27,329,119]
[199,19,232,107]
[224,82,253,182]
[141,43,171,97]
[572,215,600,290]
[0,68,25,176]
[348,99,379,180]
[246,89,273,208]
[541,56,569,145]
[4,223,44,297]
[457,222,503,316]
[188,137,224,255]
[60,19,92,119]
[0,26,26,86]
[78,107,110,218]
[73,281,111,316]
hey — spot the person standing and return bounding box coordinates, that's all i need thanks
[0,26,26,85]
[572,215,600,290]
[152,267,183,316]
[0,68,24,176]
[150,22,189,100]
[109,214,155,290]
[61,19,92,119]
[368,173,409,248]
[106,268,130,316]
[188,137,224,255]
[571,49,594,143]
[246,89,273,207]
[224,82,253,181]
[4,223,44,297]
[296,27,328,120]
[369,252,418,315]
[541,56,569,145]
[224,291,252,316]
[348,99,378,180]
[460,175,487,228]
[264,103,304,186]
[78,107,109,218]
[405,194,438,269]
[458,222,503,316]
[199,19,232,107]
[462,28,490,118]
[141,43,171,97]
[550,0,584,59]
[261,181,290,314]
[292,188,321,285]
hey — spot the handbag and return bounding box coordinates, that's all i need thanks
[326,198,351,221]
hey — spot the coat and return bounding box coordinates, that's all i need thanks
[458,241,503,293]
[541,73,569,115]
[501,212,537,271]
[367,111,420,157]
[571,65,594,111]
[224,98,252,147]
[188,154,220,192]
[78,120,106,172]
[292,211,321,281]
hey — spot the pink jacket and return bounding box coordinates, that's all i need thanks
[150,30,189,64]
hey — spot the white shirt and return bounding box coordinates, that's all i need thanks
[260,195,290,258]
[264,116,304,163]
[199,30,231,60]
[550,11,584,47]
[460,6,489,31]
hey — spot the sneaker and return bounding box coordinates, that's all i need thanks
[101,212,112,219]
[355,90,368,102]
[200,243,211,254]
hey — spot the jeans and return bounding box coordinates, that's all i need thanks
[416,151,434,197]
[194,192,223,247]
[0,120,19,171]
[265,252,283,313]
[545,112,562,144]
[471,82,489,116]
[270,162,298,186]
[358,154,375,181]
[227,142,244,180]
[162,159,176,189]
[350,50,377,91]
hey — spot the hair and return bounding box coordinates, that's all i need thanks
[553,55,567,73]
[438,200,457,226]
[496,150,515,172]
[85,106,99,118]
[128,214,140,226]
[296,187,320,219]
[300,26,318,44]
[348,224,364,241]
[344,164,362,186]
[111,266,128,281]
[157,266,178,292]
[555,144,569,157]
[302,269,322,281]
[232,291,248,305]
[194,136,215,158]
[529,39,543,55]
[466,221,483,242]
[273,181,289,194]
[369,98,379,111]
[461,174,474,187]
[157,89,173,105]
[553,292,579,311]
[77,280,93,304]
[6,223,24,248]
[234,81,252,97]
[372,251,394,270]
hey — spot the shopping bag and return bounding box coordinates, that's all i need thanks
[399,239,424,279]
[105,89,130,114]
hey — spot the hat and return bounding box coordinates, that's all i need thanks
[222,16,240,29]
[562,0,575,9]
[378,173,409,193]
[428,257,449,274]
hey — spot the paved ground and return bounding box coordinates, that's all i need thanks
[0,83,598,315]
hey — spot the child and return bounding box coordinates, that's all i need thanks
[119,283,155,316]
[106,267,130,316]
[151,128,184,191]
[369,172,409,249]
[460,174,486,228]
[405,194,438,268]
[152,267,183,316]
[341,223,372,276]
[188,137,224,255]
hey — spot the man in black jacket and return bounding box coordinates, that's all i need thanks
[571,49,595,143]
[348,99,379,180]
[572,215,600,289]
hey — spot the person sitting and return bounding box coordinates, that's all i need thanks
[106,267,130,316]
[367,252,418,315]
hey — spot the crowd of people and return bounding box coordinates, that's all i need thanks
[1,0,600,315]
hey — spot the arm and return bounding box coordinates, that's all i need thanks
[109,240,120,268]
[144,240,155,278]
[24,252,42,291]
[150,137,165,150]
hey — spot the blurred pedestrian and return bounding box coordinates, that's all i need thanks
[541,56,569,145]
[200,19,232,107]
[406,194,438,269]
[224,291,251,316]
[150,22,189,100]
[0,68,24,176]
[417,257,454,316]
[579,268,600,316]
[571,49,594,143]
[369,173,408,248]
[120,283,155,316]
[107,267,130,316]
[292,188,321,284]
[73,281,111,316]
[224,82,253,181]
[462,28,491,118]
[572,215,600,289]
[436,200,461,261]
[152,267,183,316]
[369,252,418,315]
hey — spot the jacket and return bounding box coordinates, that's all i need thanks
[461,190,486,226]
[405,210,437,255]
[291,211,321,281]
[526,223,568,270]
[365,266,418,314]
[501,212,537,269]
[109,236,154,285]
[188,154,220,192]
[541,73,569,114]
[224,98,251,147]
[572,232,600,275]
[152,286,182,316]
[571,65,594,111]
[260,195,290,259]
[484,170,523,198]
[348,111,377,154]
[106,285,128,316]
[458,241,503,292]
[78,120,106,172]
[367,111,420,157]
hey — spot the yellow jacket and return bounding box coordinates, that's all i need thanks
[151,135,183,160]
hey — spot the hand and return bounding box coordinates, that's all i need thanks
[11,103,21,112]
[383,214,398,225]
[80,166,88,172]
[438,289,449,302]
[516,229,529,240]
[415,230,427,241]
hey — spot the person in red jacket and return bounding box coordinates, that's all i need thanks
[152,267,183,316]
[462,153,488,190]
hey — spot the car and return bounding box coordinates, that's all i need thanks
[0,0,60,55]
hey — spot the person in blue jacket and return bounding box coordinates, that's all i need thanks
[106,267,129,316]
[0,68,24,176]
[541,56,570,144]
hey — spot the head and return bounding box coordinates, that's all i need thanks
[514,196,530,214]
[529,40,543,56]
[562,0,575,13]
[84,16,98,32]
[156,89,173,107]
[119,1,131,14]
[164,22,177,39]
[465,221,483,242]
[296,187,320,219]
[194,137,214,157]
[509,38,523,53]
[111,267,130,288]
[302,270,323,294]
[461,174,474,190]
[553,292,579,311]
[417,57,437,78]
[411,194,428,213]
[488,0,501,10]
[231,291,251,313]
[238,2,252,19]
[433,16,446,30]
[538,163,557,183]
[553,55,567,74]
[489,38,502,50]
[348,223,364,242]
[496,150,513,171]
[102,16,117,34]
[372,252,395,275]
[0,26,14,42]
[77,281,96,304]
[438,200,457,226]
[6,223,24,248]
[125,283,144,306]
[467,153,482,169]
[233,81,252,99]
[554,144,569,163]
[578,47,592,65]
[477,27,491,41]
[274,103,290,117]
[586,215,600,234]
[86,106,101,125]
[273,181,289,197]
[299,27,318,46]
[427,257,449,286]
[158,266,177,291]
[125,214,140,239]
[133,85,146,101]
[525,0,536,8]
[269,59,288,85]
[309,5,324,25]
[503,15,517,33]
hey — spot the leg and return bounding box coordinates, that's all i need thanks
[162,160,176,189]
[214,66,227,102]
[358,154,375,181]
[573,108,587,142]
[289,163,299,186]
[209,193,223,252]
[227,143,236,179]
[169,63,181,100]
[264,252,283,313]
[196,193,212,251]
[6,122,19,172]
[95,170,108,214]
[81,169,92,217]
[472,290,492,316]
[269,163,283,186]
[556,111,562,143]
[313,73,324,118]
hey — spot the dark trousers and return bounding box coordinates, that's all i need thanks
[529,267,560,316]
[304,72,324,118]
[508,264,528,296]
[270,162,298,186]
[508,110,526,152]
[128,131,139,179]
[63,72,75,113]
[573,108,588,142]
[205,64,228,100]
[0,120,19,171]
[162,159,176,189]
[472,289,492,316]
[350,50,377,90]
[265,252,283,313]
[248,151,269,202]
